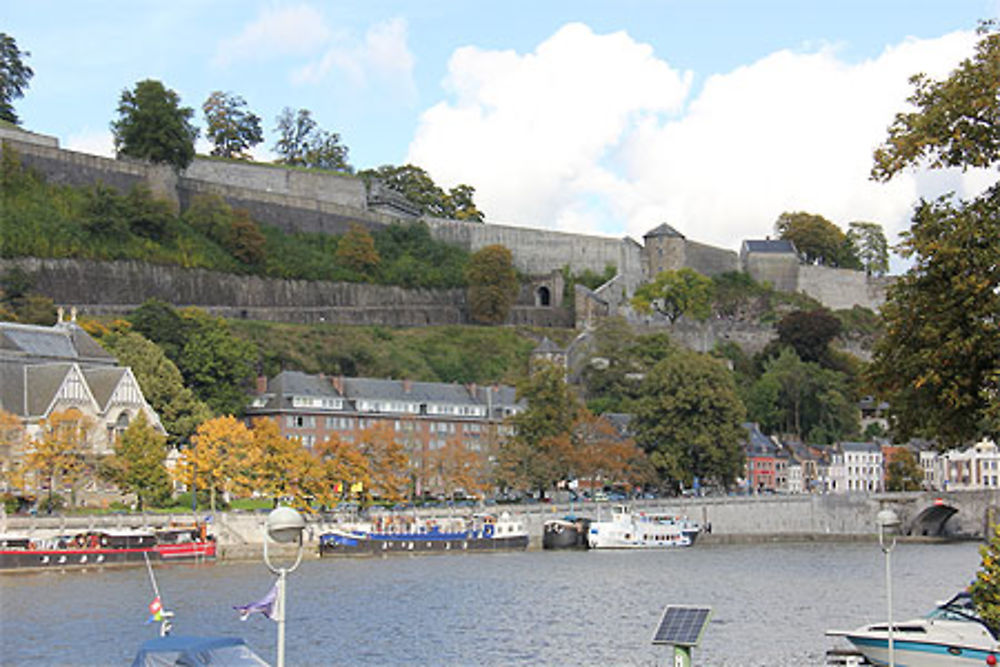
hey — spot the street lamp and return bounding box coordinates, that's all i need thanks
[877,508,901,667]
[263,506,306,667]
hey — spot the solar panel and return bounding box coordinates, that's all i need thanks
[651,605,712,647]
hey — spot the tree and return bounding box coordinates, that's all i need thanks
[867,190,1000,445]
[100,329,212,446]
[175,415,253,511]
[245,418,316,507]
[498,362,581,497]
[0,410,26,492]
[25,410,92,509]
[775,211,860,268]
[885,448,924,491]
[111,79,198,171]
[358,164,485,221]
[354,422,408,503]
[175,308,257,416]
[632,348,746,491]
[631,268,713,323]
[273,107,351,172]
[428,434,487,500]
[775,308,842,365]
[202,91,263,159]
[465,244,519,325]
[313,434,372,507]
[335,223,380,274]
[847,221,889,276]
[0,33,34,125]
[227,209,267,266]
[101,412,170,509]
[183,193,233,243]
[572,409,653,490]
[872,21,1000,181]
[867,21,1000,446]
[971,523,1000,635]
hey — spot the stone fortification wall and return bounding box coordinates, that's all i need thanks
[797,265,889,311]
[2,134,149,195]
[0,258,571,327]
[683,239,739,277]
[0,126,59,148]
[633,315,777,355]
[183,158,366,208]
[744,253,800,293]
[424,217,635,278]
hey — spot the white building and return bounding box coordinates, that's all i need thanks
[829,442,883,493]
[938,439,1000,491]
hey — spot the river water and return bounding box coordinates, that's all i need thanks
[0,540,983,666]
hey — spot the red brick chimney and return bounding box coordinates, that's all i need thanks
[256,375,268,394]
[403,379,412,394]
[331,375,344,395]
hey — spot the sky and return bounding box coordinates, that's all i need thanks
[5,1,998,273]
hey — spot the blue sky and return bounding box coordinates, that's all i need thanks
[5,2,997,271]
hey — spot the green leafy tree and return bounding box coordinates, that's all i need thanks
[632,348,746,492]
[273,107,351,172]
[885,448,924,491]
[335,223,380,274]
[359,164,485,221]
[101,412,171,509]
[867,21,1000,446]
[775,308,842,365]
[498,362,581,497]
[101,329,212,446]
[847,221,889,276]
[202,91,263,159]
[465,244,519,324]
[129,299,188,359]
[183,193,233,243]
[631,268,713,323]
[111,79,198,171]
[971,523,1000,635]
[176,308,257,416]
[775,211,860,268]
[0,33,34,125]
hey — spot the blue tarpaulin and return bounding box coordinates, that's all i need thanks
[130,635,269,666]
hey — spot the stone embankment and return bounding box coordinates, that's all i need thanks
[3,491,992,563]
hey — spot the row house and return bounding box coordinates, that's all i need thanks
[828,441,883,492]
[743,423,786,493]
[933,439,1000,491]
[0,316,164,499]
[244,370,524,496]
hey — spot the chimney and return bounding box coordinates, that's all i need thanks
[256,375,268,395]
[403,379,412,394]
[331,375,344,395]
[467,382,477,399]
[70,306,77,322]
[57,306,65,323]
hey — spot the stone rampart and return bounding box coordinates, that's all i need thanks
[682,239,740,277]
[798,265,889,311]
[183,158,365,208]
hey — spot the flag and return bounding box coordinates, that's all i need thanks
[234,581,280,621]
[145,596,163,624]
[350,481,363,494]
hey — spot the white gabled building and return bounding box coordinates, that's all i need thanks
[937,439,1000,491]
[828,442,883,493]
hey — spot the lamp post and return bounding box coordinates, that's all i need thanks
[263,506,306,667]
[877,508,900,667]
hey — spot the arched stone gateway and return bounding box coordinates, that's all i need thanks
[536,286,551,307]
[907,501,959,537]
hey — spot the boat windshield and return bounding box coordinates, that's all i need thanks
[927,592,999,639]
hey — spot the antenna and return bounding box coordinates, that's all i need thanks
[143,551,174,637]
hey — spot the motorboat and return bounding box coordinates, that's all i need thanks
[542,515,591,549]
[826,591,1000,666]
[587,505,700,549]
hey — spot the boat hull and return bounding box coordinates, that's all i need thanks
[0,543,216,571]
[844,635,1000,666]
[542,519,591,549]
[319,531,528,556]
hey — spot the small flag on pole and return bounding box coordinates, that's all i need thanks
[145,596,163,624]
[234,581,280,621]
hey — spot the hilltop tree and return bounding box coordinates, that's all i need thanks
[111,79,198,171]
[631,268,713,324]
[868,21,1000,446]
[632,348,746,492]
[847,221,890,276]
[775,211,860,268]
[0,33,34,125]
[775,308,842,366]
[273,107,351,172]
[101,412,170,509]
[465,244,519,324]
[359,164,485,221]
[202,91,263,159]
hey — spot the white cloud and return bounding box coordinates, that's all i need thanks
[213,5,331,67]
[408,24,983,272]
[65,130,115,158]
[292,17,415,97]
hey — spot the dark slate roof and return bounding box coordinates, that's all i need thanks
[603,412,634,438]
[840,441,881,453]
[0,361,25,415]
[742,239,797,254]
[268,370,343,398]
[82,367,128,410]
[644,223,685,239]
[0,322,113,362]
[743,422,777,456]
[25,363,74,417]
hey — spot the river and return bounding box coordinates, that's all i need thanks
[0,540,983,666]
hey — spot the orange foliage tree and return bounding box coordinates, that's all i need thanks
[174,415,252,511]
[355,422,408,503]
[0,410,27,492]
[428,434,488,500]
[25,409,93,508]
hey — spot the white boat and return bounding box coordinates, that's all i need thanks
[827,591,1000,666]
[586,505,700,549]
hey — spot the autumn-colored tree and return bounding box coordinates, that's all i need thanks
[335,223,381,274]
[243,418,318,508]
[355,422,409,503]
[631,268,713,324]
[971,523,1000,635]
[572,409,653,490]
[465,244,519,325]
[25,410,93,508]
[0,410,26,491]
[885,448,924,492]
[227,209,267,266]
[175,415,253,511]
[313,434,372,507]
[202,91,263,159]
[101,412,170,509]
[428,434,487,500]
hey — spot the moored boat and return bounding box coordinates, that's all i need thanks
[542,515,591,549]
[827,591,1000,666]
[587,505,700,549]
[0,523,215,571]
[319,511,529,556]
